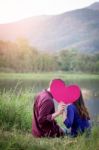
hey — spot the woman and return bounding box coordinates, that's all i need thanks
[63,91,91,137]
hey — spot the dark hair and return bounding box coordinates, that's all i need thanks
[73,91,90,120]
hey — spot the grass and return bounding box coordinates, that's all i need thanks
[0,72,99,81]
[0,90,33,132]
[0,90,99,150]
[0,72,99,150]
[0,128,99,150]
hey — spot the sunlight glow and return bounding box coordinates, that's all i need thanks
[0,0,98,23]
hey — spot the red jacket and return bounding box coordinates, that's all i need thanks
[32,89,64,137]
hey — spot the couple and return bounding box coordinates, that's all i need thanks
[32,79,90,138]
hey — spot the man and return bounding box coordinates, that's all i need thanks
[32,79,65,137]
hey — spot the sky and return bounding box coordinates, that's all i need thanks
[0,0,98,23]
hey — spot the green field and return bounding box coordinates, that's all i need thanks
[0,90,99,150]
[0,72,99,80]
[0,73,99,150]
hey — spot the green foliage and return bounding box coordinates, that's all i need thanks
[0,90,34,131]
[0,40,99,73]
[0,39,58,72]
[58,50,99,73]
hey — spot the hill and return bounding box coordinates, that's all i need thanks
[0,2,99,53]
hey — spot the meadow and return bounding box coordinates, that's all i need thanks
[0,72,99,150]
[0,72,99,80]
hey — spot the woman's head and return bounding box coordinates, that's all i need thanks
[73,91,90,120]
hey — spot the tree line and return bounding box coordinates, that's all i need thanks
[0,39,99,73]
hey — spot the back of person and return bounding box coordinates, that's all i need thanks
[32,89,64,137]
[68,104,90,136]
[64,92,91,137]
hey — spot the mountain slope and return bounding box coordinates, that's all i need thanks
[88,2,99,11]
[0,2,99,53]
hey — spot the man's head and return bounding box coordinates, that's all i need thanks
[49,78,65,91]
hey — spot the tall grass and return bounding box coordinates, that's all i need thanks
[0,89,99,150]
[0,89,34,132]
[0,126,99,150]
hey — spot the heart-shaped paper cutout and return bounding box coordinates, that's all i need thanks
[63,85,80,104]
[50,79,66,102]
[50,79,80,104]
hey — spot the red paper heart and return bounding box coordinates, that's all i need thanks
[63,85,80,104]
[50,79,66,102]
[50,79,80,104]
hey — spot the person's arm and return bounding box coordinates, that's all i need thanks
[38,100,65,137]
[38,99,53,127]
[64,105,74,128]
[51,102,66,120]
[63,110,66,122]
[38,100,65,128]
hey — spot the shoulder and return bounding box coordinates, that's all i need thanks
[36,90,52,100]
[67,104,75,109]
[38,90,54,106]
[67,104,76,112]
